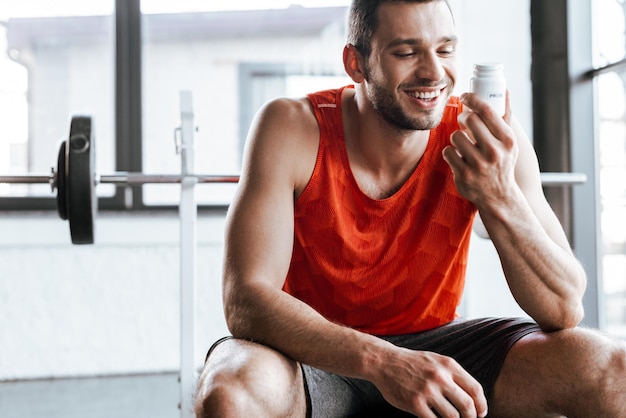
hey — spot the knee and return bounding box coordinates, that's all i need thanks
[539,329,626,416]
[195,369,257,418]
[594,343,626,415]
[193,339,306,418]
[562,331,626,416]
[603,343,626,380]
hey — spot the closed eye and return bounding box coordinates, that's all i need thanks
[438,48,456,57]
[394,51,416,58]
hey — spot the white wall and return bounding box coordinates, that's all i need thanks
[0,0,532,383]
[451,0,533,135]
[451,0,533,320]
[0,212,229,381]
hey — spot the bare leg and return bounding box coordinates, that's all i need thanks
[490,327,626,417]
[195,339,308,418]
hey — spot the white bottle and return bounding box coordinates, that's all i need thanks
[470,63,506,117]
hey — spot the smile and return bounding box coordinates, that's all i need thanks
[406,89,444,100]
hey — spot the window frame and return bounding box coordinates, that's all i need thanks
[112,0,144,211]
[567,0,604,329]
[530,0,626,330]
[0,0,351,212]
[0,0,142,212]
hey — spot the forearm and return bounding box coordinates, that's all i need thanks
[478,187,586,331]
[225,280,393,381]
[224,280,489,416]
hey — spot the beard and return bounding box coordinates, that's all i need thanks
[364,68,452,132]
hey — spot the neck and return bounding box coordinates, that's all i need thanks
[344,87,431,170]
[341,87,431,199]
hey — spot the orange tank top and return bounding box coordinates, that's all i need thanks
[283,86,476,335]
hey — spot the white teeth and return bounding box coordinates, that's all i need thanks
[408,90,441,99]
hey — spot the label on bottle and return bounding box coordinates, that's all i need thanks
[470,63,506,117]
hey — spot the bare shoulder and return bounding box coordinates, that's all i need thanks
[241,96,320,196]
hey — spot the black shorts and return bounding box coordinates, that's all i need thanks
[206,317,540,418]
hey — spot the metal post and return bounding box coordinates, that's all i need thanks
[178,90,197,418]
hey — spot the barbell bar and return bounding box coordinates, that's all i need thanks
[0,115,239,245]
[0,115,588,245]
[0,171,241,185]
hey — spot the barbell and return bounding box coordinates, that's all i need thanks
[0,115,240,245]
[0,115,589,245]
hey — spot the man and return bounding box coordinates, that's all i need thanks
[195,1,626,417]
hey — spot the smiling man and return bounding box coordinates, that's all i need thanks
[195,1,626,417]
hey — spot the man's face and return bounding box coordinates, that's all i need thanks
[362,1,458,131]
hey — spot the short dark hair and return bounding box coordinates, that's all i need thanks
[347,0,453,59]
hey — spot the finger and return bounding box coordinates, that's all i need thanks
[429,393,467,418]
[442,144,465,172]
[412,400,440,418]
[460,93,515,146]
[441,384,485,418]
[449,130,480,166]
[457,109,494,153]
[431,356,486,418]
[503,89,512,124]
[457,111,516,164]
[435,357,487,417]
[452,373,488,418]
[460,91,501,120]
[457,109,497,149]
[422,378,484,418]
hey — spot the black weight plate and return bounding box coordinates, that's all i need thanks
[67,116,96,244]
[56,140,68,220]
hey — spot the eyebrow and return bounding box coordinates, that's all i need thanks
[386,36,458,49]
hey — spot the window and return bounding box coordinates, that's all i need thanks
[139,2,351,205]
[0,1,115,204]
[0,1,351,209]
[593,0,626,337]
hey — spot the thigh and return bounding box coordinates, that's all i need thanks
[386,317,541,401]
[305,318,540,418]
[197,337,308,417]
[302,365,413,418]
[490,327,626,418]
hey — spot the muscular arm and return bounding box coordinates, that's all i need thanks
[443,93,586,332]
[223,97,487,418]
[223,98,373,375]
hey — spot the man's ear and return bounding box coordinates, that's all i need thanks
[343,44,366,83]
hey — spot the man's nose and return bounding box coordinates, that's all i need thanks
[415,51,445,82]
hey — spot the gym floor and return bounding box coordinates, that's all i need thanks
[0,372,183,418]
